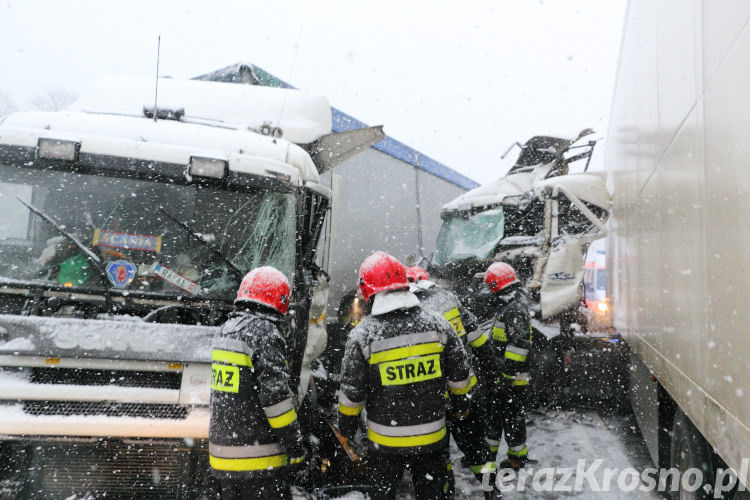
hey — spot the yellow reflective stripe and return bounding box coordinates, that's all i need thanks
[505,350,527,362]
[368,342,444,364]
[488,445,499,452]
[267,408,297,429]
[212,349,253,368]
[209,453,288,471]
[512,379,529,386]
[492,326,507,342]
[507,446,528,457]
[338,402,363,416]
[469,332,488,348]
[367,426,446,448]
[442,307,466,337]
[449,374,477,395]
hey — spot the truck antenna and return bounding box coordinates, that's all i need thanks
[153,35,161,122]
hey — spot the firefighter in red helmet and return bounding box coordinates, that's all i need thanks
[483,262,535,470]
[209,266,308,499]
[407,267,500,496]
[337,252,474,499]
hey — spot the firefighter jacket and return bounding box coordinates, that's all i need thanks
[489,291,533,387]
[413,282,498,386]
[209,309,303,479]
[337,304,474,455]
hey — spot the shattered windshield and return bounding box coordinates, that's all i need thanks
[433,207,504,265]
[0,162,295,301]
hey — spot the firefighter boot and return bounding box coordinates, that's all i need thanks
[498,445,537,471]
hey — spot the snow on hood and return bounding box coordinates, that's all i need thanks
[533,171,610,209]
[68,76,333,144]
[441,162,554,211]
[442,169,609,212]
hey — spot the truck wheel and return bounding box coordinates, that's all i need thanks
[670,410,715,500]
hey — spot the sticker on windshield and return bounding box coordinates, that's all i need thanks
[92,229,163,253]
[153,263,199,295]
[106,260,137,288]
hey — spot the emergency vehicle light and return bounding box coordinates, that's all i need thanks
[188,156,228,179]
[37,138,80,162]
[597,301,608,312]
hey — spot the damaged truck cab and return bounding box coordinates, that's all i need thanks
[0,77,380,498]
[430,130,610,327]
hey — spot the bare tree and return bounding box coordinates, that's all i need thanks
[0,91,18,117]
[29,87,77,111]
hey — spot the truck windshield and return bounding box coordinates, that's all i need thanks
[0,162,296,302]
[434,207,504,265]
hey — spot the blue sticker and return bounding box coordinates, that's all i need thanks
[106,260,137,288]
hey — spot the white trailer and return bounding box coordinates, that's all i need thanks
[607,0,750,495]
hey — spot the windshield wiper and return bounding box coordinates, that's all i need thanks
[156,206,244,283]
[16,196,114,312]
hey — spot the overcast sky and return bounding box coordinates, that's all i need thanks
[0,0,627,185]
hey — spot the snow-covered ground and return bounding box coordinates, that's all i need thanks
[314,408,665,499]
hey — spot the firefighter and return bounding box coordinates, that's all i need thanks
[406,266,498,490]
[337,252,474,499]
[483,262,535,471]
[209,266,308,500]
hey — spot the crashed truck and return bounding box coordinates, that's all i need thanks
[428,130,629,407]
[0,77,382,499]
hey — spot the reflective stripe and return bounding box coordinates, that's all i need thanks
[366,331,446,360]
[338,390,365,409]
[209,454,288,471]
[492,325,507,342]
[338,402,364,416]
[267,408,297,429]
[212,337,252,357]
[209,442,283,458]
[368,342,444,365]
[488,445,499,452]
[486,437,500,453]
[469,332,488,348]
[368,417,445,437]
[448,374,477,395]
[263,397,294,418]
[212,349,253,368]
[512,378,529,386]
[508,445,528,457]
[442,307,466,336]
[368,426,446,448]
[289,455,306,465]
[500,372,530,386]
[506,345,529,357]
[505,350,527,363]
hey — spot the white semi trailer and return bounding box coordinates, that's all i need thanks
[607,1,750,496]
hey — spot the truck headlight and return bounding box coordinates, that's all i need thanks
[37,138,80,162]
[188,156,228,179]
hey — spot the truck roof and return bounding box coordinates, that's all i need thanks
[0,78,328,189]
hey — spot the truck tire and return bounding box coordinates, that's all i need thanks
[670,409,716,500]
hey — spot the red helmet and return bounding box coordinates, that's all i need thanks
[358,251,409,301]
[235,266,291,315]
[406,266,429,283]
[484,262,519,294]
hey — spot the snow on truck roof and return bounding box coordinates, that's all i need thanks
[194,63,480,191]
[0,78,326,187]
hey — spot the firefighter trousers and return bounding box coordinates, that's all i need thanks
[450,391,492,468]
[219,475,291,500]
[369,447,453,500]
[486,383,528,454]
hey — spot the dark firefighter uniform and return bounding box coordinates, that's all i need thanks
[413,281,498,481]
[209,309,304,499]
[338,304,475,499]
[486,290,533,466]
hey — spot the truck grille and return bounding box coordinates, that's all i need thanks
[23,401,188,419]
[30,367,182,389]
[37,440,197,499]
